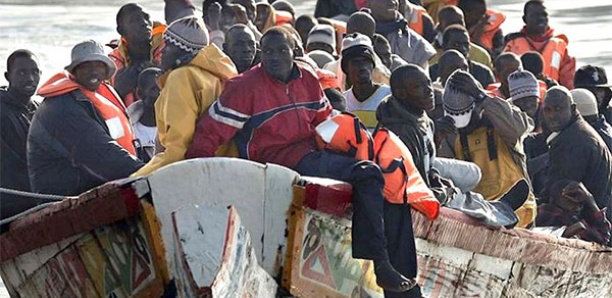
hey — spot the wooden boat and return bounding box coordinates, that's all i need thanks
[1,158,611,297]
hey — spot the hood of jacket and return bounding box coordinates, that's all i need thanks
[159,44,237,88]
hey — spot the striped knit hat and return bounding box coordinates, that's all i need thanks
[443,70,476,128]
[163,16,209,53]
[508,69,539,101]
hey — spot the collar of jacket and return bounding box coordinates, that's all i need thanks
[0,86,36,112]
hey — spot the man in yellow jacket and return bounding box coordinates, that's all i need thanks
[132,16,238,177]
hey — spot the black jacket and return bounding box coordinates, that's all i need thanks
[28,90,144,196]
[0,88,39,219]
[588,115,612,152]
[547,114,612,220]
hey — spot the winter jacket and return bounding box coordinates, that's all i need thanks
[28,85,144,196]
[546,114,612,221]
[587,115,612,152]
[0,88,37,194]
[132,45,238,177]
[186,63,332,169]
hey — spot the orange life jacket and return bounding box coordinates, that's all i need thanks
[504,35,568,83]
[317,69,340,90]
[315,113,440,219]
[486,83,505,99]
[275,10,294,26]
[475,10,505,52]
[406,3,427,37]
[38,72,137,155]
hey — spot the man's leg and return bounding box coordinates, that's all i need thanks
[295,151,414,292]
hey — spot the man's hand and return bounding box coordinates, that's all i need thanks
[434,115,456,146]
[447,70,488,103]
[562,221,587,238]
[562,182,599,213]
[207,2,222,31]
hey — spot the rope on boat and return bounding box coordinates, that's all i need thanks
[0,187,72,226]
[0,187,69,201]
[0,202,57,226]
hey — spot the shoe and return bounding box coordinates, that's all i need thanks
[499,179,529,211]
[374,258,417,292]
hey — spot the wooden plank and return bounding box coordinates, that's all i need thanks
[147,158,267,279]
[172,204,277,297]
[262,163,299,277]
[287,208,383,298]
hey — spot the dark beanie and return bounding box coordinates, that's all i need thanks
[340,33,375,75]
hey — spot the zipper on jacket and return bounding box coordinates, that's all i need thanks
[286,84,303,135]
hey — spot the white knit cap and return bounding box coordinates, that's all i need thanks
[508,69,540,101]
[307,24,336,52]
[571,88,599,117]
[164,16,209,53]
[443,71,476,129]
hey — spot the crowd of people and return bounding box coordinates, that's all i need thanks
[1,0,612,296]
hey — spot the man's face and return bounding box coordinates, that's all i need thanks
[119,6,152,44]
[254,5,270,31]
[373,41,392,70]
[306,42,334,55]
[402,71,435,111]
[5,56,40,98]
[439,57,468,86]
[513,96,539,119]
[261,33,294,82]
[233,0,256,22]
[443,31,470,58]
[73,61,107,91]
[542,93,573,132]
[138,76,160,107]
[368,0,398,22]
[524,3,548,35]
[347,56,374,86]
[225,29,257,73]
[498,60,522,87]
[160,42,184,71]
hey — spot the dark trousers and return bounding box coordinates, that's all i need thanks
[296,150,388,260]
[383,201,422,298]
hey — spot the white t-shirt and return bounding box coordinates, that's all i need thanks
[344,85,391,112]
[133,122,157,160]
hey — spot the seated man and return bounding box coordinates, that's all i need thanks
[368,0,436,69]
[186,26,415,294]
[508,69,540,130]
[223,24,257,74]
[132,16,238,177]
[504,0,575,89]
[306,24,337,56]
[571,89,612,151]
[487,52,522,99]
[536,180,611,246]
[439,70,537,227]
[429,25,494,88]
[457,0,505,58]
[128,67,163,162]
[109,3,165,106]
[574,65,612,124]
[429,5,492,68]
[541,87,612,224]
[342,33,391,129]
[29,40,144,195]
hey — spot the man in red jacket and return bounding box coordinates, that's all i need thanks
[186,26,415,294]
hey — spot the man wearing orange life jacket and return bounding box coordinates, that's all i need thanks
[108,4,166,107]
[28,40,144,196]
[504,0,576,89]
[457,0,505,58]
